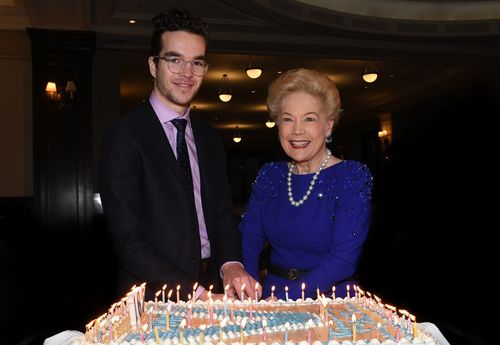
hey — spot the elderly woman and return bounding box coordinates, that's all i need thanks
[240,68,373,300]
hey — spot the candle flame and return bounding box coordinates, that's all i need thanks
[162,284,167,290]
[285,286,288,291]
[255,282,259,289]
[177,285,181,291]
[352,314,356,322]
[271,285,275,291]
[241,283,245,290]
[193,282,198,290]
[347,284,350,291]
[332,286,335,291]
[225,284,230,291]
[168,289,173,298]
[301,282,305,290]
[209,284,213,291]
[155,291,161,297]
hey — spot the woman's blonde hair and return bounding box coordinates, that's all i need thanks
[266,68,341,123]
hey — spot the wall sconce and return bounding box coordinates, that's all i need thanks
[233,126,242,143]
[265,119,276,128]
[218,74,232,102]
[362,66,378,83]
[378,129,388,139]
[45,80,77,109]
[246,55,263,79]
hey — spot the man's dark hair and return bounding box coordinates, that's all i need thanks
[150,8,209,57]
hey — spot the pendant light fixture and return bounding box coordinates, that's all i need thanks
[245,55,263,79]
[218,74,232,102]
[265,119,276,128]
[233,126,242,143]
[362,66,378,83]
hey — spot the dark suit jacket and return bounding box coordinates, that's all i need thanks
[98,101,242,299]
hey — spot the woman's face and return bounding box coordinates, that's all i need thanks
[277,91,333,168]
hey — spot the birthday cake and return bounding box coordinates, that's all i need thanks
[72,284,439,345]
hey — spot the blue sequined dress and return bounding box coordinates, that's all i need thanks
[240,160,373,300]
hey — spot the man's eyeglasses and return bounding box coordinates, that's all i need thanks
[154,56,209,76]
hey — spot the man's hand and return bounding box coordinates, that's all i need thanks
[222,263,262,301]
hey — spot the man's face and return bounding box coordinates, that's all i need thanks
[148,30,207,114]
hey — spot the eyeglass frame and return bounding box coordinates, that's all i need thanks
[153,55,209,76]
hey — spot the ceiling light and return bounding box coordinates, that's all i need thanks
[233,126,242,143]
[362,66,378,83]
[246,55,262,79]
[265,119,276,128]
[218,74,232,102]
[246,67,262,79]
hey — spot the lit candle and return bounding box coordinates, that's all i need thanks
[155,290,160,310]
[224,284,229,299]
[240,317,247,344]
[167,289,173,303]
[328,320,334,341]
[271,286,275,301]
[223,294,228,317]
[347,284,350,299]
[351,314,356,342]
[154,326,160,344]
[411,314,418,338]
[162,284,167,303]
[285,286,289,302]
[306,319,313,345]
[332,286,335,300]
[166,304,171,330]
[209,284,213,297]
[192,282,198,302]
[284,322,290,343]
[248,297,253,320]
[176,285,181,303]
[377,322,381,341]
[199,325,205,344]
[302,283,306,301]
[255,282,259,302]
[240,283,246,302]
[179,319,186,344]
[262,317,268,342]
[187,300,192,327]
[140,323,148,342]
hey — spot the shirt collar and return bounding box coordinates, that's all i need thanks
[149,91,191,124]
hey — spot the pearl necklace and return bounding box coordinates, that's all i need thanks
[287,149,331,207]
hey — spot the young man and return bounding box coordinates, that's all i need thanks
[99,8,259,301]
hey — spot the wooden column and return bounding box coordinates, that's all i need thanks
[28,28,95,233]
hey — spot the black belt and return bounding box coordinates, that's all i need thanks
[268,262,311,281]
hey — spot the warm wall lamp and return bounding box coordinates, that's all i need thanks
[378,129,388,139]
[233,126,242,143]
[265,119,276,128]
[362,66,378,83]
[45,80,77,108]
[218,74,232,102]
[246,55,263,79]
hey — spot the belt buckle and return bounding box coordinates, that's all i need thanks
[287,268,298,280]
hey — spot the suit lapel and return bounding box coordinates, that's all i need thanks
[139,102,188,187]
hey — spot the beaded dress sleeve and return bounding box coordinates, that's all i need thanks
[239,163,275,281]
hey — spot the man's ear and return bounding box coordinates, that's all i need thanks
[148,56,157,79]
